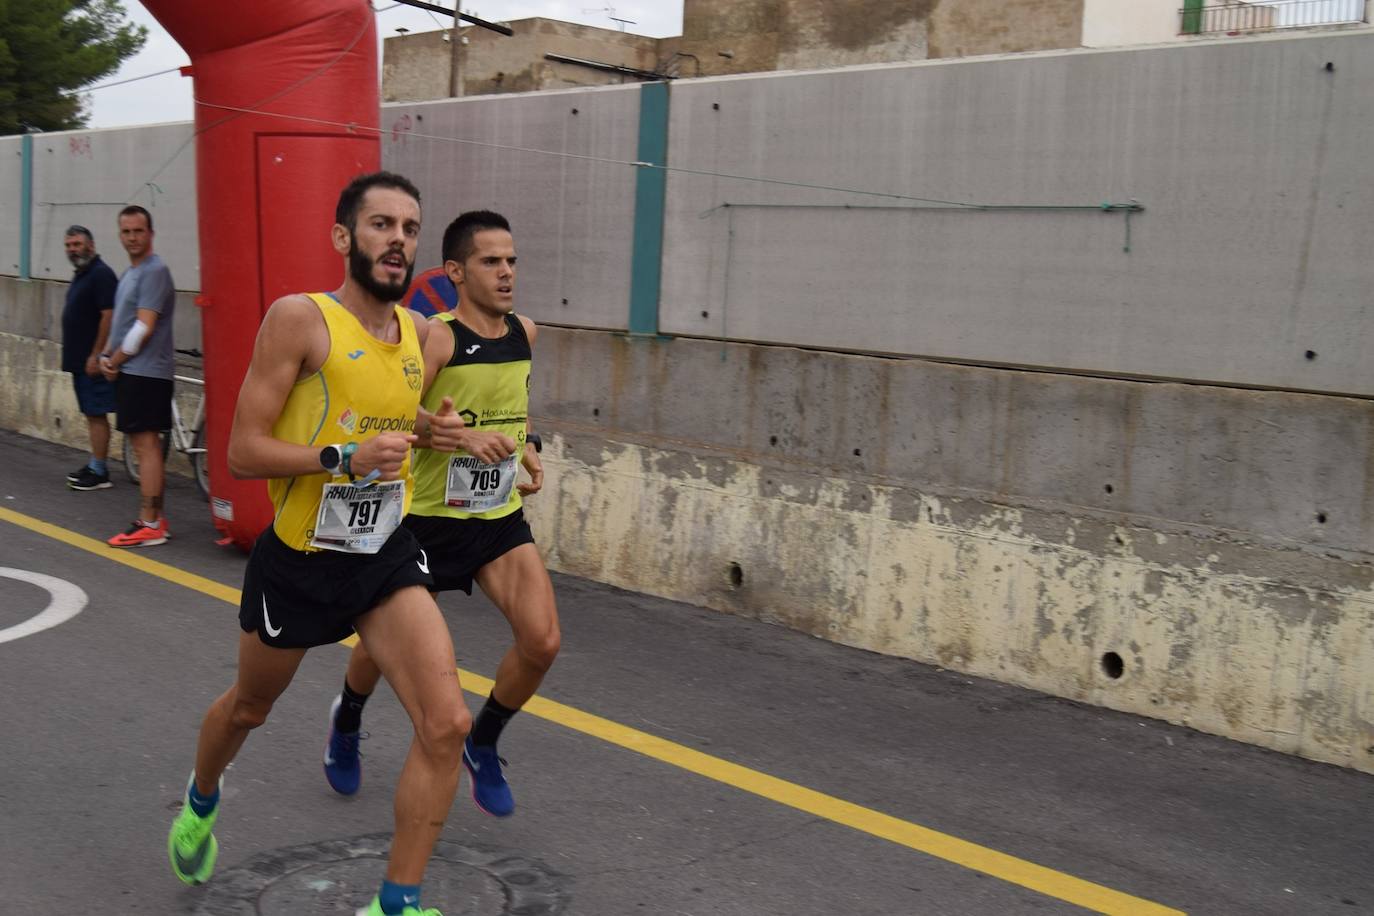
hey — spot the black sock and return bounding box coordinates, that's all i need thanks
[470,693,518,747]
[334,679,371,733]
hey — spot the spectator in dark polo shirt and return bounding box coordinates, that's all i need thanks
[61,225,119,491]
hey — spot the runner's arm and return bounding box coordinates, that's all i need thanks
[412,313,466,450]
[518,421,543,496]
[227,296,332,479]
[516,315,543,494]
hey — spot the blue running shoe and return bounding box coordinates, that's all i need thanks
[324,694,362,795]
[462,737,514,817]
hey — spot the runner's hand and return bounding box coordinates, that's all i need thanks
[353,433,417,481]
[84,355,101,377]
[518,447,543,496]
[428,396,466,452]
[462,431,517,465]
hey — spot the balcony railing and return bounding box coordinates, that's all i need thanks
[1181,0,1368,34]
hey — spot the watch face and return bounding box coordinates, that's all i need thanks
[321,446,340,470]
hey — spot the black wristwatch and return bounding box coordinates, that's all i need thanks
[319,443,344,473]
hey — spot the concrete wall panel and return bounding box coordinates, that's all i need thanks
[661,31,1374,395]
[0,136,22,276]
[382,86,641,331]
[26,123,200,290]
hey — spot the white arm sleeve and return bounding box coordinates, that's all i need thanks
[120,319,150,355]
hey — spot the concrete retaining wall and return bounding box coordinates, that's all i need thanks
[524,329,1374,774]
[0,278,204,477]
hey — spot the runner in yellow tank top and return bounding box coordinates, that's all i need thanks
[323,211,561,822]
[166,172,472,916]
[269,291,425,552]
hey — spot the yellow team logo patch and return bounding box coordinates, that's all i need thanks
[402,355,422,391]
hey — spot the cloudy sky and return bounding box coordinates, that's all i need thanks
[87,1,684,129]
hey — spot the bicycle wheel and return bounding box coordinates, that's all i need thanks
[123,431,171,484]
[191,424,210,501]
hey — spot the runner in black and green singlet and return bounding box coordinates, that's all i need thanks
[323,211,558,821]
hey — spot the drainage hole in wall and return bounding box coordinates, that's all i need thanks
[853,448,862,457]
[1316,511,1327,524]
[1104,483,1114,494]
[701,310,709,318]
[727,562,744,589]
[593,407,600,417]
[769,435,778,446]
[1100,652,1125,680]
[1113,534,1124,546]
[1305,350,1317,360]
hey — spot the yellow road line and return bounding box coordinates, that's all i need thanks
[0,507,240,603]
[2,505,1183,915]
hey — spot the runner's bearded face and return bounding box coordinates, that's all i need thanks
[347,189,420,303]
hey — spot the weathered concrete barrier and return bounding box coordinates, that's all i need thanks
[523,329,1374,775]
[0,278,203,478]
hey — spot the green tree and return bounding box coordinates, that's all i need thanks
[0,0,146,135]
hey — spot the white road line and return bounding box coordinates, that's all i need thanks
[0,567,88,645]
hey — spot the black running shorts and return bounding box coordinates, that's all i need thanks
[239,524,434,649]
[114,372,173,433]
[401,508,536,595]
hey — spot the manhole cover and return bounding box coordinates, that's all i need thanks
[191,834,567,915]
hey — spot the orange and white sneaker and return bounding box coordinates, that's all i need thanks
[108,518,169,548]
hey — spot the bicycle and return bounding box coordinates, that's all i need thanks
[124,348,209,500]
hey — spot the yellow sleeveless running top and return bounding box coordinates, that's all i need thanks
[410,312,531,521]
[269,293,424,551]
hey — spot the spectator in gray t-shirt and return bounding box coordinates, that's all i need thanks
[100,205,177,548]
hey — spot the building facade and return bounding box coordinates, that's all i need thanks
[383,0,1371,100]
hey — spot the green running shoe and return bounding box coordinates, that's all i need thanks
[355,897,442,916]
[167,774,219,885]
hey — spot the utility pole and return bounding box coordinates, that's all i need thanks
[449,19,464,97]
[388,0,515,97]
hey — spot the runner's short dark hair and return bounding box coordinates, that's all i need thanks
[335,171,422,231]
[442,210,511,265]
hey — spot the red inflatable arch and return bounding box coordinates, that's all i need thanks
[141,0,380,550]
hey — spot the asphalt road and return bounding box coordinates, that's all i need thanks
[0,431,1370,915]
